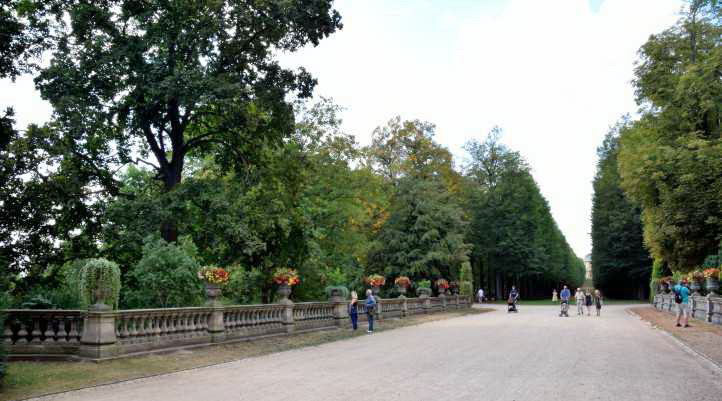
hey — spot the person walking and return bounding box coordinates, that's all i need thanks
[674,280,691,328]
[477,288,484,304]
[348,291,359,330]
[585,291,593,316]
[575,288,585,316]
[559,285,571,317]
[552,289,558,302]
[365,289,376,333]
[594,289,603,316]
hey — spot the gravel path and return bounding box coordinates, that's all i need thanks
[34,304,722,401]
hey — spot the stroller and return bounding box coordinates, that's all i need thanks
[559,300,569,317]
[507,296,518,313]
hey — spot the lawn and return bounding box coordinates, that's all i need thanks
[0,308,491,401]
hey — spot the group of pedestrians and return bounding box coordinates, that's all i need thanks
[347,289,377,334]
[557,285,603,317]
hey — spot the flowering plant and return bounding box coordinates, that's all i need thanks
[394,276,411,288]
[272,267,300,286]
[703,268,720,279]
[197,266,230,285]
[688,270,705,282]
[365,274,386,287]
[659,276,673,285]
[436,278,450,289]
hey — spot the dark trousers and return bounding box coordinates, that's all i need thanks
[350,313,358,330]
[367,313,374,331]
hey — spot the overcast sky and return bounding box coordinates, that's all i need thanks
[0,0,684,258]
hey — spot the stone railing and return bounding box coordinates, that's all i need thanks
[2,295,472,361]
[2,310,85,360]
[652,293,722,325]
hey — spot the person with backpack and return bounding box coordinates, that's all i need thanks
[674,280,691,328]
[585,291,593,316]
[348,291,359,330]
[365,289,376,333]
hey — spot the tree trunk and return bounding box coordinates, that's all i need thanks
[160,162,183,243]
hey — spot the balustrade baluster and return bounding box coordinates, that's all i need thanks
[119,317,129,339]
[43,314,56,342]
[58,317,70,342]
[3,318,13,345]
[69,318,80,342]
[30,317,42,344]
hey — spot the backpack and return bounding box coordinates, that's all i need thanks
[674,288,683,304]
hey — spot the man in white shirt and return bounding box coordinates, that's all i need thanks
[477,288,484,303]
[575,288,585,316]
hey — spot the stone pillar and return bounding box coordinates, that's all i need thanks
[440,293,447,310]
[330,295,347,327]
[401,297,408,317]
[706,295,713,323]
[421,294,431,313]
[207,306,226,343]
[376,297,383,321]
[79,310,118,360]
[281,299,295,334]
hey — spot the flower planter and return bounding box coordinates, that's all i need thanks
[705,277,719,296]
[372,286,380,296]
[662,282,671,294]
[396,286,407,298]
[690,280,702,296]
[417,287,432,298]
[204,282,222,304]
[277,283,292,302]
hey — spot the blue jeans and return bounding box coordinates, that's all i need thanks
[350,313,358,330]
[367,313,374,331]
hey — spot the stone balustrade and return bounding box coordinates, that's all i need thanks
[652,293,722,325]
[1,295,472,361]
[2,310,85,360]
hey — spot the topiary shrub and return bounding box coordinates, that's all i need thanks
[459,262,473,297]
[324,285,349,300]
[123,236,203,308]
[80,258,121,310]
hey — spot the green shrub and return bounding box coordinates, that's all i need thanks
[324,285,349,299]
[123,236,203,308]
[417,279,431,288]
[80,258,121,309]
[223,265,263,304]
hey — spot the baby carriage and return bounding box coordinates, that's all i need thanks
[559,300,569,317]
[507,296,518,313]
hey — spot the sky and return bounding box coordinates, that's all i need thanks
[0,0,684,259]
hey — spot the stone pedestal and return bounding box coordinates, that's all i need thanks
[330,296,347,327]
[420,294,431,313]
[207,306,226,343]
[439,293,447,310]
[79,309,118,360]
[280,299,294,333]
[401,298,408,317]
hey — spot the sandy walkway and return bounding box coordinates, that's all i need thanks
[34,304,722,401]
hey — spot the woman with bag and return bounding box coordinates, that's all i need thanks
[348,291,359,330]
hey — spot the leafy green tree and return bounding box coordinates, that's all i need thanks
[618,1,722,271]
[592,121,652,299]
[31,0,342,242]
[123,236,203,308]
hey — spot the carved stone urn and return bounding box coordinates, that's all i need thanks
[204,282,222,305]
[278,283,292,302]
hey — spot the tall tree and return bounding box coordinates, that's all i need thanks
[618,0,722,271]
[592,121,652,299]
[32,0,342,241]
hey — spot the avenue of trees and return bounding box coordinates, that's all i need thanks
[0,0,584,316]
[592,0,721,297]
